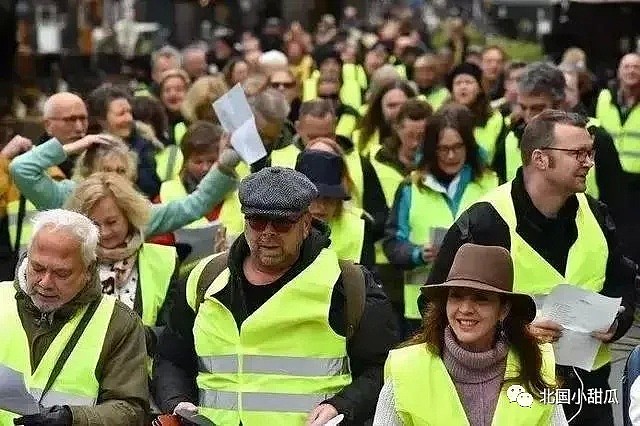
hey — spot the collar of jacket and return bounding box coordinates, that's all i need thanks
[13,254,103,326]
[376,142,412,176]
[512,168,579,224]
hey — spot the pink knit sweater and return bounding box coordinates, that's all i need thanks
[442,326,509,426]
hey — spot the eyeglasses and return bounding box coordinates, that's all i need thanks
[436,143,465,156]
[270,81,296,89]
[319,93,340,101]
[540,147,595,163]
[49,115,88,124]
[247,216,300,233]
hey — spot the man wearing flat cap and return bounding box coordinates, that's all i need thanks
[152,167,400,425]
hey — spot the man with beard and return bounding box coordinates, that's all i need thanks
[423,110,637,426]
[492,62,625,222]
[152,167,399,425]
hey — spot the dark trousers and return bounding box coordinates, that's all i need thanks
[559,364,614,426]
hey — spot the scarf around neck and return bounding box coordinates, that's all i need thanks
[97,231,143,294]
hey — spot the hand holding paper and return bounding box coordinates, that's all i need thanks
[212,84,267,165]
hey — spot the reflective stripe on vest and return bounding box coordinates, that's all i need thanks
[328,206,365,263]
[424,86,450,112]
[404,172,498,319]
[191,248,351,425]
[271,144,300,169]
[0,283,115,421]
[596,89,640,173]
[480,182,610,369]
[385,343,556,425]
[474,110,504,163]
[6,199,38,252]
[155,145,184,182]
[138,243,176,326]
[370,155,406,264]
[343,149,364,208]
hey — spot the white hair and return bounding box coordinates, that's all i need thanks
[182,42,208,56]
[151,45,183,70]
[249,88,290,124]
[258,50,289,69]
[30,209,99,267]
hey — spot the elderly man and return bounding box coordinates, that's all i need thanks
[0,209,148,425]
[182,44,208,81]
[247,88,299,172]
[492,61,625,221]
[425,110,637,426]
[153,167,399,425]
[1,92,90,272]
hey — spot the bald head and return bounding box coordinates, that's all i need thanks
[619,53,640,89]
[43,92,88,144]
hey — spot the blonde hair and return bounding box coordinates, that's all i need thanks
[562,47,587,70]
[159,68,191,89]
[64,172,151,232]
[71,139,138,182]
[181,75,229,123]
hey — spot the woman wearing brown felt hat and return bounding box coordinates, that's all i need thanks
[374,243,568,425]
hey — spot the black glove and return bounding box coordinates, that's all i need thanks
[13,405,72,426]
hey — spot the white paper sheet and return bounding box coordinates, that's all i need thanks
[212,84,266,165]
[324,414,345,426]
[540,284,621,371]
[0,366,41,415]
[229,118,267,165]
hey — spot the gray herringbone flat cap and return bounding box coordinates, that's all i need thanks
[239,167,319,219]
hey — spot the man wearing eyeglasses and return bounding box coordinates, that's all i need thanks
[152,166,399,425]
[491,62,624,222]
[424,110,637,426]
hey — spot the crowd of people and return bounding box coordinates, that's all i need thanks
[2,6,640,426]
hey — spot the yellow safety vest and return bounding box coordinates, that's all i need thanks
[596,89,640,173]
[342,64,368,91]
[504,123,599,199]
[343,149,364,209]
[137,243,176,326]
[160,179,209,228]
[481,182,610,369]
[301,71,363,110]
[155,146,184,183]
[328,206,365,263]
[336,114,358,138]
[423,86,450,112]
[370,154,407,265]
[271,144,301,168]
[384,343,556,426]
[0,283,115,423]
[474,110,504,163]
[6,199,38,253]
[188,248,352,426]
[174,122,187,146]
[353,129,381,159]
[404,172,498,319]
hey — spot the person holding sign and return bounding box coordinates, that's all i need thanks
[423,110,637,425]
[383,103,498,337]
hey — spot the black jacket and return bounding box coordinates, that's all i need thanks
[420,169,637,343]
[491,119,626,223]
[128,129,162,199]
[152,222,400,424]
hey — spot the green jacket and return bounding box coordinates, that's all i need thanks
[10,260,149,425]
[9,139,238,236]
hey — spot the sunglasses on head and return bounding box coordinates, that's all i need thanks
[270,81,296,89]
[246,215,301,233]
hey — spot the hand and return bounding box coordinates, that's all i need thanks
[218,132,231,160]
[62,134,115,156]
[173,401,198,417]
[422,245,438,263]
[1,135,33,160]
[528,318,563,343]
[13,405,72,425]
[306,404,338,426]
[591,306,625,343]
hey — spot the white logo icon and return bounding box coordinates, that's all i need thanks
[507,384,533,407]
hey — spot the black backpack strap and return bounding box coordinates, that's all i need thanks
[14,195,27,255]
[194,252,229,314]
[39,298,102,403]
[338,260,366,340]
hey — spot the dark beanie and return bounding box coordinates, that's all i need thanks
[446,62,483,92]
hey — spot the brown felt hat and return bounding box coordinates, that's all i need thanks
[421,243,537,323]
